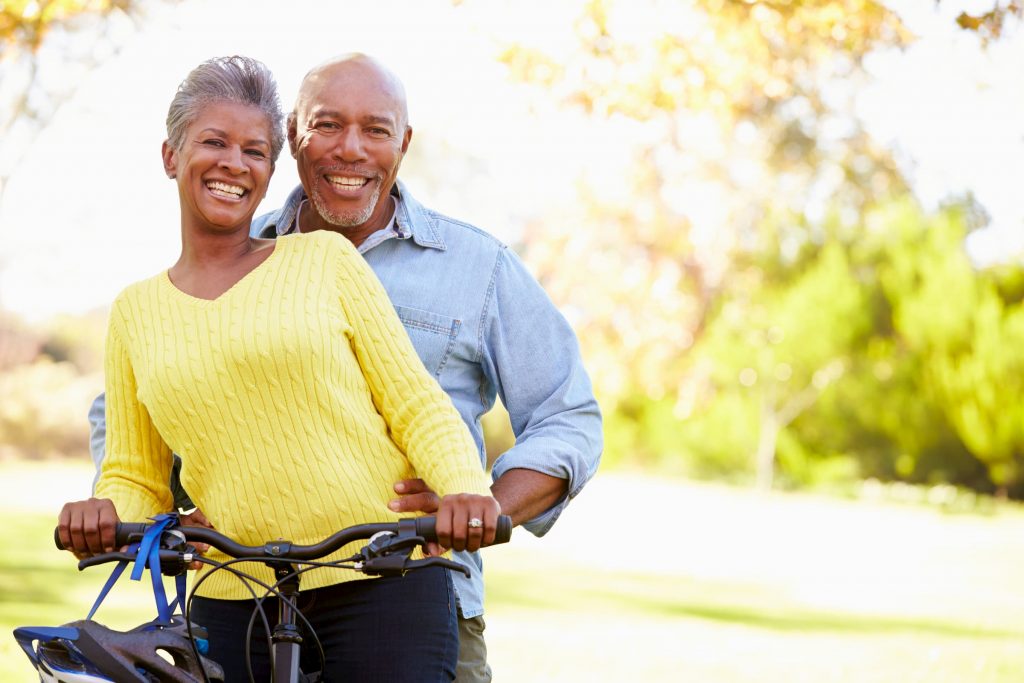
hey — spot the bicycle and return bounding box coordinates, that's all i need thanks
[16,513,512,683]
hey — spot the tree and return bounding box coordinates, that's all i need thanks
[878,203,1024,495]
[496,0,912,411]
[0,0,171,199]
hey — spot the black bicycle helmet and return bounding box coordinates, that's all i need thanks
[15,615,225,683]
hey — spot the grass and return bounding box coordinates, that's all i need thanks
[3,462,1024,681]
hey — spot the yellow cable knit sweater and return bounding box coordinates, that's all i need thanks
[95,231,490,599]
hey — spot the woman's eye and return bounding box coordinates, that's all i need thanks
[202,139,226,147]
[245,149,267,159]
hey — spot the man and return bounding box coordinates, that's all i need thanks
[90,53,601,681]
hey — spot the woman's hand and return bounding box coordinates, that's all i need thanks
[434,493,502,553]
[57,498,120,559]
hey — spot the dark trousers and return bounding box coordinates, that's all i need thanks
[189,567,458,682]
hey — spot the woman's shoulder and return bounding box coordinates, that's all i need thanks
[112,271,165,306]
[282,230,357,255]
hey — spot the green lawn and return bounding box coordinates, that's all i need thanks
[3,463,1023,681]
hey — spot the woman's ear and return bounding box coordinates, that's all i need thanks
[161,140,177,179]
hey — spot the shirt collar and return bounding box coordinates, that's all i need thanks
[268,180,446,252]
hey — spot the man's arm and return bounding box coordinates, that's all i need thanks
[489,468,567,527]
[477,246,602,535]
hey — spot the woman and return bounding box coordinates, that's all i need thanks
[57,56,499,681]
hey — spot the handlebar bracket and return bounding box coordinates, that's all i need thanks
[264,541,294,557]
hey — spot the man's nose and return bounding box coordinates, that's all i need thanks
[331,127,367,162]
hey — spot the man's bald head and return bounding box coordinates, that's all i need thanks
[293,53,409,132]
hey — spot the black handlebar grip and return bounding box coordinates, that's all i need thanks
[54,522,153,550]
[495,514,513,544]
[413,514,513,545]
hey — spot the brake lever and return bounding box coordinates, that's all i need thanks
[77,548,197,574]
[361,533,425,559]
[404,557,471,578]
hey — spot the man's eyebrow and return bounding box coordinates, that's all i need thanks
[362,114,396,127]
[307,110,396,127]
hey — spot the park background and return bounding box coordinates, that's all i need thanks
[2,0,1024,680]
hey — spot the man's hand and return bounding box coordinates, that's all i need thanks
[388,478,440,514]
[179,507,214,570]
[57,498,120,559]
[389,479,443,555]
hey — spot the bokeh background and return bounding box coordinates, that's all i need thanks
[2,1,1024,680]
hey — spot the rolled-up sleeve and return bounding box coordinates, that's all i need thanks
[482,247,602,536]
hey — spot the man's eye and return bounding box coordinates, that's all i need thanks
[314,121,340,133]
[368,127,391,138]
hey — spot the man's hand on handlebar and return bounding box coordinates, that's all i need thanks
[434,494,501,553]
[179,507,214,570]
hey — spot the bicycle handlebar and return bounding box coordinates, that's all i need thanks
[55,515,512,561]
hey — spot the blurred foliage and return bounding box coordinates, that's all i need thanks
[0,0,172,200]
[0,0,132,53]
[492,0,1024,497]
[950,0,1023,45]
[0,311,102,460]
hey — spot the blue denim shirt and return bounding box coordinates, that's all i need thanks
[90,180,602,618]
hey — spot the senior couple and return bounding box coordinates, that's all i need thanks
[57,54,601,681]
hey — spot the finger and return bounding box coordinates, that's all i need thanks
[394,478,429,495]
[57,504,73,552]
[423,541,443,557]
[435,500,453,550]
[466,515,484,553]
[451,498,470,553]
[98,502,118,553]
[182,508,213,529]
[68,505,89,556]
[482,502,499,548]
[83,504,106,556]
[388,492,441,514]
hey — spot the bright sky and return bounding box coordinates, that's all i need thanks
[0,0,1020,321]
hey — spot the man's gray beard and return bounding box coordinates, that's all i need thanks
[311,178,382,227]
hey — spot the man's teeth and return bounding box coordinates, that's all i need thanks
[207,181,245,197]
[327,176,368,187]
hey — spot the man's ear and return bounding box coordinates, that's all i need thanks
[161,140,177,179]
[287,113,299,158]
[401,125,413,155]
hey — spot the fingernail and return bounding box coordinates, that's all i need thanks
[388,501,400,511]
[395,483,406,493]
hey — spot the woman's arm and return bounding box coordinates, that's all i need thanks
[333,240,490,497]
[331,237,499,550]
[92,303,175,521]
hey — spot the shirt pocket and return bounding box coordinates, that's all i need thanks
[392,304,462,377]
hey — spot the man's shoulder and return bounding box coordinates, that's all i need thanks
[415,205,509,258]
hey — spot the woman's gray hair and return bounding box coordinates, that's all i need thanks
[166,55,285,162]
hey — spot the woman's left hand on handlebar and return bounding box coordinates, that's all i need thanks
[434,493,501,553]
[57,497,121,559]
